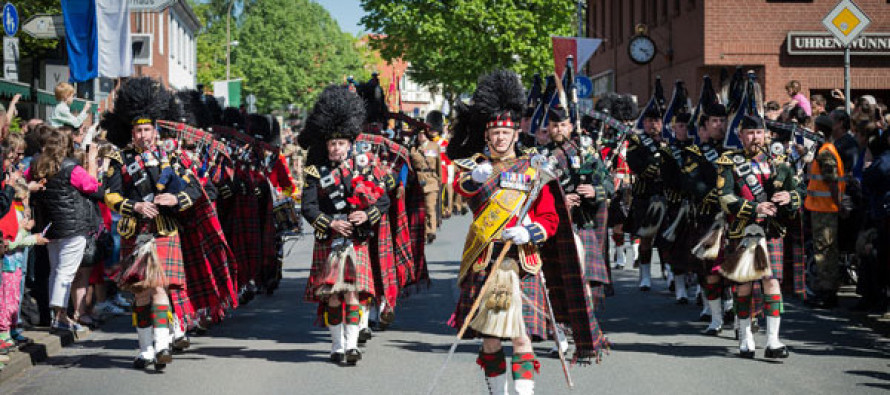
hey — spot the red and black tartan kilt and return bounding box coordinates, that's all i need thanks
[390,190,416,288]
[231,175,263,288]
[450,251,549,341]
[578,227,609,285]
[257,180,280,288]
[370,214,399,309]
[178,194,239,324]
[119,223,185,289]
[304,238,375,304]
[407,181,430,287]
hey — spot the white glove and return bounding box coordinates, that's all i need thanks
[502,226,531,245]
[470,162,494,183]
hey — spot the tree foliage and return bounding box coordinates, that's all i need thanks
[190,0,370,112]
[360,0,576,97]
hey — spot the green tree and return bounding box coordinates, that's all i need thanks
[190,0,369,112]
[360,0,576,98]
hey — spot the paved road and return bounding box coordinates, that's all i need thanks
[2,215,889,394]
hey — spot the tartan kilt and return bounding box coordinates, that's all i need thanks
[304,238,375,304]
[390,189,416,288]
[450,266,549,341]
[628,196,651,237]
[119,224,185,289]
[370,214,399,309]
[578,227,609,285]
[407,180,430,287]
[595,203,608,260]
[783,215,807,299]
[257,180,280,288]
[178,193,239,324]
[231,173,263,288]
[767,237,784,282]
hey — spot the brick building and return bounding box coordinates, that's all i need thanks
[585,0,890,108]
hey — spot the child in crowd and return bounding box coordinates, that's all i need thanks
[49,82,92,129]
[0,180,49,353]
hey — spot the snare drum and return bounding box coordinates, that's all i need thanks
[273,198,301,233]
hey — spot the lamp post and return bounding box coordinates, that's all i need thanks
[226,0,234,80]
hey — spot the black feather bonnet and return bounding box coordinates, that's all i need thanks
[447,70,525,160]
[101,77,179,148]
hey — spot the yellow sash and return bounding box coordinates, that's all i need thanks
[458,167,536,281]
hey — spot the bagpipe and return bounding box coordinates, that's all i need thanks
[154,120,300,235]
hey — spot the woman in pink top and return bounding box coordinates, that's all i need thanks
[27,129,101,333]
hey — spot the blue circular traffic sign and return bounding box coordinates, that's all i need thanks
[575,76,593,99]
[2,3,17,37]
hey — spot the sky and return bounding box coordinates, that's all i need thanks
[313,0,366,36]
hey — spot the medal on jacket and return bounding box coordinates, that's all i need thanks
[142,152,159,167]
[499,172,531,191]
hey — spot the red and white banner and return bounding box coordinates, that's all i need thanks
[551,36,603,77]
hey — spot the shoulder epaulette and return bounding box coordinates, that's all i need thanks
[521,147,538,156]
[304,165,320,179]
[684,145,701,155]
[103,149,124,165]
[454,157,478,171]
[715,151,736,166]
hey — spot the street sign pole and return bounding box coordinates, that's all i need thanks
[844,45,850,113]
[821,0,870,115]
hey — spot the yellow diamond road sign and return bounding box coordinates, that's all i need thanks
[822,0,871,47]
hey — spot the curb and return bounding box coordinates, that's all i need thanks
[0,327,85,385]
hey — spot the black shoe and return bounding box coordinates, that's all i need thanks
[640,286,651,292]
[460,207,469,215]
[764,346,789,359]
[604,284,615,297]
[133,357,154,369]
[739,349,755,359]
[676,297,689,305]
[668,282,676,292]
[345,349,362,365]
[697,313,712,323]
[330,352,344,363]
[426,234,436,244]
[703,326,722,336]
[696,297,703,307]
[358,328,373,344]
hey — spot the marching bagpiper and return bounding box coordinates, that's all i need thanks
[533,105,613,356]
[101,77,205,370]
[300,86,391,366]
[624,106,667,291]
[683,101,733,334]
[446,70,606,395]
[716,114,802,359]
